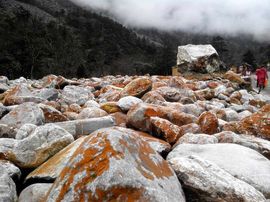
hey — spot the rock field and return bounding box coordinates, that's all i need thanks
[0,72,269,201]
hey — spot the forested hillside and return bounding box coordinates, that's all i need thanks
[0,0,269,79]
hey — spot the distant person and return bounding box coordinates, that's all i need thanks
[256,66,268,93]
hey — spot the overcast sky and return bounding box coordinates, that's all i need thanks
[71,0,270,41]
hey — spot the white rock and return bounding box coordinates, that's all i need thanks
[19,183,52,202]
[168,143,270,198]
[0,102,45,128]
[0,170,17,202]
[15,124,37,140]
[77,107,108,119]
[117,96,143,111]
[84,100,100,108]
[61,85,94,105]
[168,155,266,202]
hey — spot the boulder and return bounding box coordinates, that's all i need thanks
[120,77,152,98]
[214,131,270,159]
[19,183,52,202]
[0,160,21,180]
[26,136,87,183]
[0,124,74,168]
[168,155,266,202]
[61,85,94,105]
[54,116,115,138]
[150,117,181,145]
[3,84,45,106]
[77,107,108,119]
[38,104,68,123]
[178,123,201,138]
[0,102,45,128]
[0,170,17,202]
[45,127,185,202]
[127,103,196,132]
[100,102,121,114]
[32,88,59,101]
[224,71,246,84]
[198,112,219,135]
[117,96,143,112]
[174,133,218,147]
[177,44,221,73]
[141,91,166,104]
[168,143,270,198]
[238,104,270,139]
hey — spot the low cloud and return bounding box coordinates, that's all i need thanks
[71,0,270,41]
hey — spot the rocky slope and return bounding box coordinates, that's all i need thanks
[0,72,270,201]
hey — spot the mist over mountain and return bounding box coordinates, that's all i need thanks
[71,0,270,42]
[0,0,270,79]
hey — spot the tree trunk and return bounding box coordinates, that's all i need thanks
[30,64,34,79]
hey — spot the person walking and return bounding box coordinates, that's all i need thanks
[256,66,268,94]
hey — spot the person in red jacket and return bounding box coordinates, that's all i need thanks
[256,66,268,93]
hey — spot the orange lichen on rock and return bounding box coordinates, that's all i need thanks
[238,104,270,139]
[45,127,180,202]
[121,78,152,98]
[198,111,219,135]
[49,132,123,202]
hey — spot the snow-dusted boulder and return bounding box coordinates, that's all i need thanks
[177,44,221,73]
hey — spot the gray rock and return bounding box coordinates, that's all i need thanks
[32,88,59,101]
[214,131,270,159]
[0,160,21,180]
[168,143,270,198]
[175,133,218,146]
[19,183,52,202]
[239,90,254,103]
[168,155,266,202]
[0,124,74,168]
[117,96,143,112]
[238,110,253,120]
[84,100,100,108]
[0,170,17,202]
[54,116,115,138]
[0,102,45,128]
[77,107,108,119]
[0,124,17,138]
[61,85,94,105]
[224,109,240,122]
[214,85,227,96]
[15,124,37,140]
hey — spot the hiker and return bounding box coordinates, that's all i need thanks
[256,66,268,93]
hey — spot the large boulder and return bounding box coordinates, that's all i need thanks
[168,155,266,202]
[168,143,270,198]
[45,127,185,202]
[0,102,45,128]
[120,77,152,98]
[224,71,246,85]
[0,124,74,168]
[19,183,52,202]
[177,44,221,73]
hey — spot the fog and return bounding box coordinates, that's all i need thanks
[71,0,270,41]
